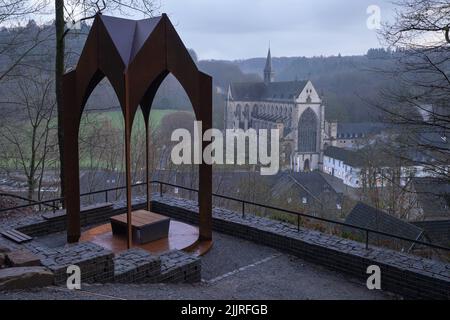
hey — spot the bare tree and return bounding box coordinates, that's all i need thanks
[375,0,450,184]
[0,1,51,82]
[0,72,57,200]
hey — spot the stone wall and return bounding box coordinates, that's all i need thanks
[25,243,201,286]
[150,195,450,300]
[29,242,114,285]
[113,248,161,283]
[158,250,201,283]
[11,200,147,237]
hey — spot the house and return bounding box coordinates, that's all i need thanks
[335,122,387,149]
[270,171,345,219]
[322,146,364,188]
[322,145,437,189]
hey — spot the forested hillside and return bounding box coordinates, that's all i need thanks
[0,21,397,123]
[232,49,397,122]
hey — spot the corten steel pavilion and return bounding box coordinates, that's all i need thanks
[62,14,212,249]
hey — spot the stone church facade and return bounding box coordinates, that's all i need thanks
[225,48,336,172]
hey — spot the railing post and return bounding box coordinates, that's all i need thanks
[105,190,108,203]
[53,200,56,213]
[159,183,163,197]
[297,215,300,232]
[242,201,245,218]
[365,230,369,249]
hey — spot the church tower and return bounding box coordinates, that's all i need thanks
[264,47,275,84]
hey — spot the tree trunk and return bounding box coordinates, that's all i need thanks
[55,0,65,202]
[27,176,35,201]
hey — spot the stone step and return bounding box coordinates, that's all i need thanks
[6,249,41,267]
[0,267,54,291]
[0,245,11,254]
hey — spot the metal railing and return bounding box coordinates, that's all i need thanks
[1,180,450,253]
[0,193,59,211]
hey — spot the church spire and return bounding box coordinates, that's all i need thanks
[264,46,274,84]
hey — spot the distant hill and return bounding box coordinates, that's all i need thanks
[0,21,396,124]
[229,50,397,122]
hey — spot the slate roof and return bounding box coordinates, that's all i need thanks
[345,202,424,241]
[413,220,450,247]
[230,80,308,102]
[417,130,449,150]
[337,122,388,139]
[412,177,450,220]
[324,146,365,167]
[271,172,340,207]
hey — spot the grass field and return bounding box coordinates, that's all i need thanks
[87,108,179,129]
[0,109,180,171]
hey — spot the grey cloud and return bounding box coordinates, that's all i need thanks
[161,0,396,59]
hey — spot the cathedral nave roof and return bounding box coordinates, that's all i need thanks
[230,80,308,102]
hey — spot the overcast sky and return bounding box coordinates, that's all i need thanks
[159,0,396,60]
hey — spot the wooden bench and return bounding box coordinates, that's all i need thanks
[110,210,170,244]
[1,229,33,244]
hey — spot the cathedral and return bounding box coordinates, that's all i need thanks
[225,48,335,172]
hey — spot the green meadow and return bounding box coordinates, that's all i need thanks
[1,109,179,170]
[86,108,178,129]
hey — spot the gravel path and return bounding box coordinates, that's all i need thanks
[0,232,397,300]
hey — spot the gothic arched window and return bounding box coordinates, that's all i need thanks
[236,104,242,120]
[298,108,318,152]
[253,104,258,116]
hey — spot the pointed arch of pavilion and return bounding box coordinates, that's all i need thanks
[62,13,212,247]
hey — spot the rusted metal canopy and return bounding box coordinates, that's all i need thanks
[62,14,212,247]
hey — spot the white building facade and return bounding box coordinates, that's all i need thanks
[323,146,440,189]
